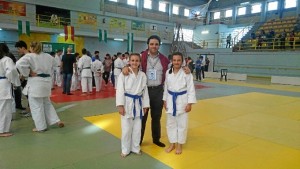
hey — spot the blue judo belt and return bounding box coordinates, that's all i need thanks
[37,73,50,78]
[168,90,187,116]
[0,76,6,79]
[124,93,143,120]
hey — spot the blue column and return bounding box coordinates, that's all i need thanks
[297,0,300,15]
[232,6,237,24]
[261,1,267,22]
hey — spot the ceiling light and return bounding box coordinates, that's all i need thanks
[201,30,209,34]
[114,38,124,41]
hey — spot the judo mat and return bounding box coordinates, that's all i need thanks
[50,84,116,103]
[50,84,209,103]
[84,92,300,169]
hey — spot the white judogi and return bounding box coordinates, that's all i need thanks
[0,56,20,133]
[78,55,92,93]
[116,69,150,155]
[16,52,61,131]
[54,54,62,87]
[91,60,104,92]
[114,57,125,89]
[163,68,196,144]
[70,61,80,91]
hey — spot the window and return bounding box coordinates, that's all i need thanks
[238,7,246,15]
[173,5,179,15]
[109,0,117,2]
[268,1,278,11]
[127,0,135,6]
[184,9,190,17]
[285,0,296,9]
[214,11,220,19]
[251,4,261,13]
[144,0,152,9]
[174,28,193,42]
[225,9,232,17]
[159,2,166,12]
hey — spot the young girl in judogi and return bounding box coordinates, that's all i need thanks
[0,43,21,137]
[16,41,64,132]
[163,52,196,155]
[91,55,104,92]
[116,53,150,157]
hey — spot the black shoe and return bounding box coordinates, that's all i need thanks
[16,106,26,110]
[153,141,165,147]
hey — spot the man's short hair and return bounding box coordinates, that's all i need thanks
[147,35,161,45]
[15,40,27,49]
[82,48,87,55]
[50,52,55,56]
[117,52,122,56]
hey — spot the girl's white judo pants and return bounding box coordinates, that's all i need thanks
[0,100,13,133]
[121,116,141,155]
[28,96,60,131]
[166,113,188,144]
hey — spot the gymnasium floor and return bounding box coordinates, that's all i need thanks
[0,78,299,169]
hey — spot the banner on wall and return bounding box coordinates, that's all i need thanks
[131,20,145,31]
[78,12,97,25]
[150,24,157,32]
[98,29,107,43]
[41,42,75,53]
[109,18,126,29]
[127,33,134,52]
[64,26,74,41]
[0,1,26,16]
[18,20,30,36]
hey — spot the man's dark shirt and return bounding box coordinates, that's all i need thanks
[62,53,76,74]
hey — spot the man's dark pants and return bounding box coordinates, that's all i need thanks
[141,85,163,143]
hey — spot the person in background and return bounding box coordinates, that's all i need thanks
[16,41,64,132]
[50,52,56,90]
[123,52,130,66]
[91,54,104,92]
[14,41,29,111]
[0,43,21,137]
[78,48,93,95]
[102,54,112,86]
[7,52,24,111]
[111,54,117,87]
[289,30,295,49]
[205,57,210,72]
[226,34,231,48]
[163,52,196,155]
[116,53,150,157]
[54,49,63,87]
[114,52,125,89]
[195,57,201,81]
[187,57,194,74]
[61,47,76,95]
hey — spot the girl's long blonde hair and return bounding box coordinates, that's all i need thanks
[30,41,42,54]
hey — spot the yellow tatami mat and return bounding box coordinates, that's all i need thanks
[84,92,300,169]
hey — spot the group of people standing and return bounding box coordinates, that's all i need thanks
[0,41,64,137]
[116,35,197,157]
[1,35,198,158]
